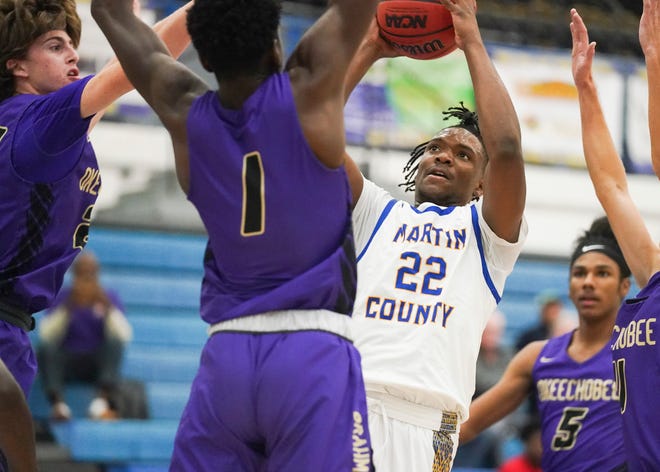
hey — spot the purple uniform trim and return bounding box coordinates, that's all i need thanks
[611,271,660,470]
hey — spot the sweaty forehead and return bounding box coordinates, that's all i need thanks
[431,127,484,154]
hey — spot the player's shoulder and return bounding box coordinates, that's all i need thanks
[514,340,547,373]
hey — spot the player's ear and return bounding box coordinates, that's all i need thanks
[472,181,484,201]
[6,58,28,78]
[271,36,283,70]
[197,53,212,73]
[619,276,631,298]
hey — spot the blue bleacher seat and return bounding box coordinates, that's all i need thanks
[29,378,96,421]
[85,227,206,275]
[146,382,191,420]
[106,465,168,472]
[100,272,201,312]
[129,316,206,347]
[50,419,180,462]
[123,345,201,383]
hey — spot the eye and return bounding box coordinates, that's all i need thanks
[571,269,585,278]
[427,143,440,152]
[457,151,470,160]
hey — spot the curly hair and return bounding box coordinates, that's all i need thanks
[0,0,81,101]
[570,216,631,279]
[399,102,484,193]
[187,0,281,80]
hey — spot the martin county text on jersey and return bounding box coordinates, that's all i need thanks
[361,222,470,328]
[392,222,468,250]
[365,297,455,328]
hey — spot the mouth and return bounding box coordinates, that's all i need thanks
[67,69,80,80]
[426,167,450,181]
[577,296,598,307]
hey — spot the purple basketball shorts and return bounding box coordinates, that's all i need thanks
[170,330,373,471]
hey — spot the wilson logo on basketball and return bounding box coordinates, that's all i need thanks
[384,14,427,29]
[387,38,446,57]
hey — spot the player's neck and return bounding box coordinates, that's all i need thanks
[217,74,270,110]
[569,319,615,360]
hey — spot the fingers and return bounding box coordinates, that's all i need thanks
[570,9,592,54]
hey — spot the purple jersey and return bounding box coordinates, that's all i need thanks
[187,72,356,325]
[611,271,660,470]
[533,332,625,472]
[46,288,124,353]
[0,77,99,315]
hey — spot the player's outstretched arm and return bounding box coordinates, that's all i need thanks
[640,0,660,179]
[340,18,401,206]
[91,0,207,193]
[0,359,37,472]
[459,341,541,444]
[344,18,400,104]
[82,1,194,119]
[439,0,525,243]
[286,0,378,169]
[571,8,660,287]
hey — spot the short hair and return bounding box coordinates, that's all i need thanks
[400,103,483,192]
[0,0,81,101]
[187,0,281,80]
[570,216,631,279]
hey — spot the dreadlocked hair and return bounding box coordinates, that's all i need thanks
[442,102,480,138]
[399,140,428,193]
[399,102,480,192]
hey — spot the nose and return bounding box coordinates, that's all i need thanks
[582,272,596,287]
[434,150,452,165]
[67,46,79,65]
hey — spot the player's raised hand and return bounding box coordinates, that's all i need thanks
[436,0,479,50]
[367,16,401,59]
[570,9,596,89]
[640,0,660,59]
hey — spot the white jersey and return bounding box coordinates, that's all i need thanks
[351,178,527,422]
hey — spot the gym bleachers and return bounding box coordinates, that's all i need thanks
[29,226,570,468]
[30,226,208,469]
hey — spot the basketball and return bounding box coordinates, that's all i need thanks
[376,0,457,60]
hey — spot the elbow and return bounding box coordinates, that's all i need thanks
[486,130,523,165]
[90,0,112,23]
[494,135,522,159]
[0,379,22,411]
[459,424,476,445]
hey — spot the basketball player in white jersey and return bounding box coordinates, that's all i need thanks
[342,0,527,470]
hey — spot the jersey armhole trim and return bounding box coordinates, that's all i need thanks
[356,198,397,263]
[471,204,501,303]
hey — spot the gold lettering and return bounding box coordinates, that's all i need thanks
[79,167,101,195]
[565,379,575,401]
[592,379,603,401]
[352,411,371,472]
[626,323,636,349]
[556,379,566,401]
[647,318,656,345]
[635,321,646,347]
